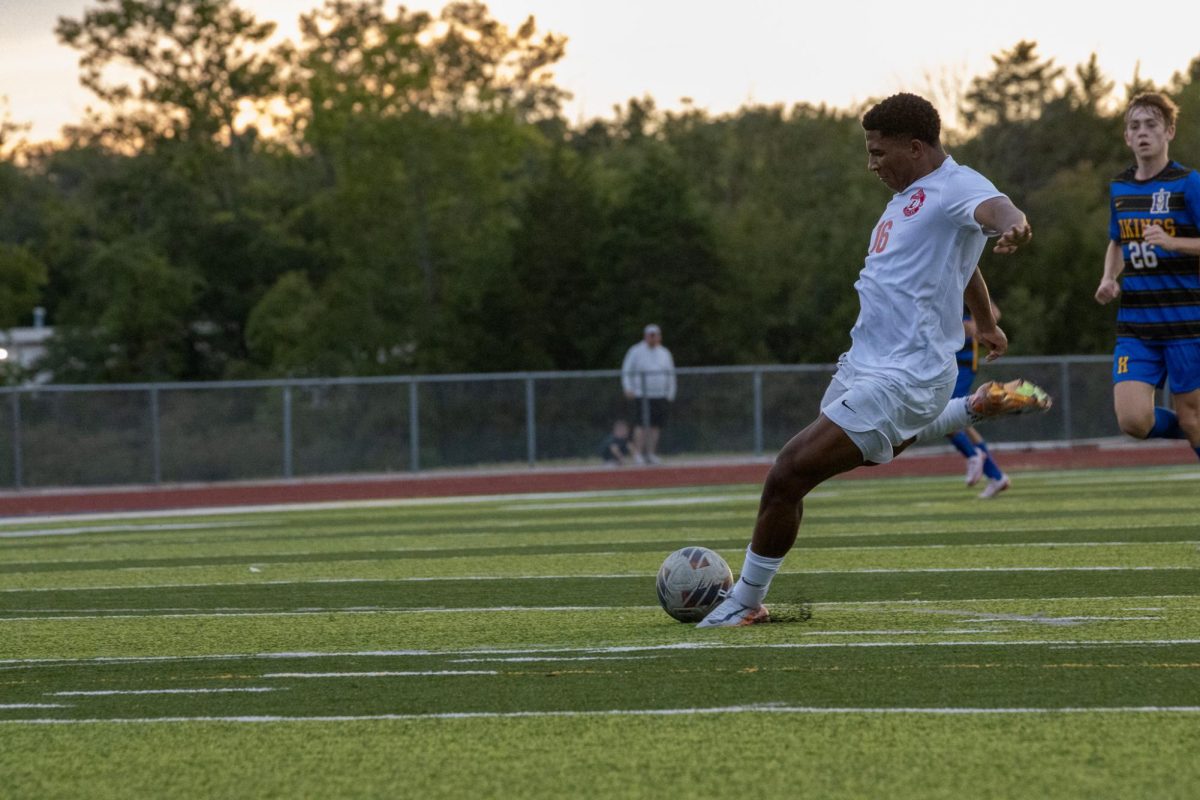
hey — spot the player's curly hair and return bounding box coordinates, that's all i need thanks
[1126,92,1178,128]
[862,93,941,146]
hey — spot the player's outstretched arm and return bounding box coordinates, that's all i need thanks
[974,197,1032,254]
[1095,240,1124,305]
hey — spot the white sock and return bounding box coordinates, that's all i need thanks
[914,397,973,444]
[730,546,784,607]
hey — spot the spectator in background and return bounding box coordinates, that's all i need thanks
[621,324,677,464]
[599,419,637,466]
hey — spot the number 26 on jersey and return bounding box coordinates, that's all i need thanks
[1128,241,1158,269]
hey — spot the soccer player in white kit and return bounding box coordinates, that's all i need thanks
[699,93,1049,627]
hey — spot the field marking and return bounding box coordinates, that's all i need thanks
[4,538,1197,574]
[0,606,627,622]
[0,597,1187,624]
[0,486,764,527]
[7,562,1200,595]
[4,705,1200,725]
[3,595,1197,622]
[49,688,281,696]
[4,638,1200,669]
[432,656,658,663]
[260,671,498,678]
[0,521,266,540]
[7,534,1199,567]
[1,465,1192,529]
[0,703,70,709]
[503,493,789,511]
[915,610,1163,627]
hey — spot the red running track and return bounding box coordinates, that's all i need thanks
[0,441,1192,518]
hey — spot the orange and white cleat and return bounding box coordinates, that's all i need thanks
[696,598,770,628]
[968,379,1052,418]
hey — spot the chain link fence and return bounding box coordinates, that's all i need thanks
[0,356,1122,489]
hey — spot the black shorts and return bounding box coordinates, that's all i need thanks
[628,397,670,428]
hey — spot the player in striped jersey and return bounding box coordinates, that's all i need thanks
[1095,93,1200,461]
[948,306,1010,497]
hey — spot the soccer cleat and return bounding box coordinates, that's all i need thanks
[964,452,985,486]
[695,597,770,628]
[968,379,1052,418]
[978,475,1011,499]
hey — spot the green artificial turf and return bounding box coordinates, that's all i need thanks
[1,465,1198,799]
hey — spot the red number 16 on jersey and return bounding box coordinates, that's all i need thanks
[870,220,893,254]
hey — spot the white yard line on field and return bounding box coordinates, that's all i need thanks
[501,493,791,511]
[0,486,767,528]
[0,606,629,622]
[3,637,1200,669]
[49,688,281,696]
[4,705,1200,725]
[0,521,267,539]
[6,563,1198,595]
[260,671,498,678]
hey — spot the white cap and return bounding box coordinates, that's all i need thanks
[644,324,661,335]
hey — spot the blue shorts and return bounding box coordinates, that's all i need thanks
[951,364,976,398]
[1113,337,1200,394]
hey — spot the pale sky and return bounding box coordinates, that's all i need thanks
[3,0,1200,143]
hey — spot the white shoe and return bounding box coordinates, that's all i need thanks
[696,597,770,628]
[978,475,1011,499]
[632,453,645,465]
[646,454,662,465]
[964,452,985,486]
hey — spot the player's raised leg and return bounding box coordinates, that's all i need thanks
[915,378,1052,444]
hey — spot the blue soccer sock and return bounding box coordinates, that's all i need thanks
[948,431,976,457]
[977,442,1004,480]
[1148,407,1186,439]
[1193,446,1200,462]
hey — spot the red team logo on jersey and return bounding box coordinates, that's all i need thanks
[903,188,926,217]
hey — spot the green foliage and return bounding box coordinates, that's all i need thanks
[42,238,197,381]
[55,0,277,144]
[9,13,1200,380]
[0,244,47,328]
[961,41,1067,130]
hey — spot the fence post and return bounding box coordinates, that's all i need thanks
[753,369,764,457]
[525,377,537,467]
[149,387,161,484]
[9,390,22,489]
[282,385,293,479]
[408,380,420,472]
[1059,360,1073,442]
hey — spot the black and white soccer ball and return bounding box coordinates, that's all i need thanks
[655,546,734,622]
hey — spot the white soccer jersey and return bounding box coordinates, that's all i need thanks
[844,155,1004,385]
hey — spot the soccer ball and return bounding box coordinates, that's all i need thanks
[655,546,734,622]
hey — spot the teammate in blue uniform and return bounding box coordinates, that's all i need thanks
[947,307,1010,497]
[1095,93,1200,461]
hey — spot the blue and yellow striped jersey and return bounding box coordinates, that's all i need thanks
[1109,161,1200,342]
[956,309,978,370]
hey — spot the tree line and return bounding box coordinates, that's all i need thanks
[1,0,1198,383]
